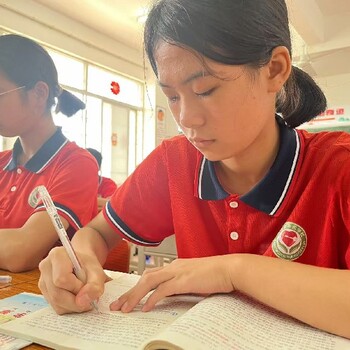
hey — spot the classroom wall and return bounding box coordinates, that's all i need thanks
[0,0,143,79]
[317,73,350,107]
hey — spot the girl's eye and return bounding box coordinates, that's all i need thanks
[168,95,179,103]
[195,87,216,97]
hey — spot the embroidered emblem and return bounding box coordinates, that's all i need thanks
[28,186,42,208]
[272,222,307,260]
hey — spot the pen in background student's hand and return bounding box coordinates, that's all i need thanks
[35,185,99,312]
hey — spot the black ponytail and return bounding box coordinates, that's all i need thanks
[55,89,85,117]
[0,34,85,118]
[276,66,327,128]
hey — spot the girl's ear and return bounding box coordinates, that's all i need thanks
[266,46,292,93]
[31,81,49,110]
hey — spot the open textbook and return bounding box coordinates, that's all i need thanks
[0,272,350,350]
[0,292,48,350]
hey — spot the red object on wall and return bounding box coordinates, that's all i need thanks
[110,81,120,95]
[336,108,344,115]
[111,132,118,146]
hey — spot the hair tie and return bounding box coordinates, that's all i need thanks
[56,84,63,97]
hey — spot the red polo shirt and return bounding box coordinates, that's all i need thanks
[98,177,117,198]
[104,118,350,268]
[0,128,99,239]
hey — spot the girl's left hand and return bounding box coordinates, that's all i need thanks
[110,255,236,312]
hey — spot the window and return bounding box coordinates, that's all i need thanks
[47,49,85,90]
[87,66,143,107]
[53,90,86,147]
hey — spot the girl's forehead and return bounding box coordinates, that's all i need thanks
[155,42,244,87]
[155,42,202,66]
[155,43,210,82]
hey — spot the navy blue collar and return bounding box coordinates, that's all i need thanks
[196,118,301,215]
[3,128,68,173]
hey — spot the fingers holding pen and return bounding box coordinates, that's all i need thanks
[75,265,110,310]
[39,247,87,314]
[39,247,107,314]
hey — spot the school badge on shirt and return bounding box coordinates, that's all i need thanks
[28,186,42,208]
[272,222,307,260]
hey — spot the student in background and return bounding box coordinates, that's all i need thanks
[86,147,128,272]
[39,0,350,339]
[0,34,98,272]
[86,148,117,211]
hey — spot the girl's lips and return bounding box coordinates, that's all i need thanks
[191,139,215,148]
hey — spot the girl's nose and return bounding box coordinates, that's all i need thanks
[178,100,205,129]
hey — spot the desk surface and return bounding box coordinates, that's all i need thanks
[0,269,49,350]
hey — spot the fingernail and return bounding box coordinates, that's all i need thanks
[109,300,120,310]
[142,304,150,312]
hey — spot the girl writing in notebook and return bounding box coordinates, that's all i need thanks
[39,0,350,339]
[0,34,98,272]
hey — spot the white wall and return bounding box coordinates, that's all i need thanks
[0,0,143,80]
[316,73,350,107]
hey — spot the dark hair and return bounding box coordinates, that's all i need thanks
[144,0,327,128]
[0,34,85,117]
[86,148,102,168]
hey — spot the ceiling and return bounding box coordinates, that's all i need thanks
[33,0,350,79]
[34,0,148,50]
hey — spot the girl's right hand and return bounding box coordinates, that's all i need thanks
[38,246,107,314]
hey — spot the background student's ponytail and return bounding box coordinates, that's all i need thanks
[276,66,327,128]
[55,89,86,117]
[0,34,85,118]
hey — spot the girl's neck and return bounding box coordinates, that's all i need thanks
[216,119,280,196]
[17,117,57,166]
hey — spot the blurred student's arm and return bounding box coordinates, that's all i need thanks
[0,212,69,272]
[97,197,109,212]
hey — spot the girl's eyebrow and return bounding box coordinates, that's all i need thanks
[158,71,210,88]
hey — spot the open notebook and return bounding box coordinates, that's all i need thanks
[0,272,349,350]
